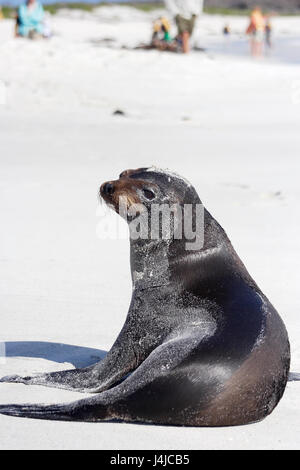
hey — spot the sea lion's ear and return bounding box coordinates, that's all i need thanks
[119,168,149,179]
[119,170,130,178]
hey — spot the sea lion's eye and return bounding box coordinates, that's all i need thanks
[143,189,155,200]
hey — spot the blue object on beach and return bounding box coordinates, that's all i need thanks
[17,2,44,37]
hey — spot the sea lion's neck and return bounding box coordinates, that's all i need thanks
[128,209,252,292]
[130,238,171,290]
[128,209,225,290]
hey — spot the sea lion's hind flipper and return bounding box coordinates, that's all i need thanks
[0,403,74,421]
[0,399,107,422]
[288,372,300,382]
[0,367,101,393]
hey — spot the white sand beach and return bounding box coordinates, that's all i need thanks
[0,5,299,449]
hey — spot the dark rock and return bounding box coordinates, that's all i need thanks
[113,109,126,116]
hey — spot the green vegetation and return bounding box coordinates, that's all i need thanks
[203,6,251,15]
[1,2,299,18]
[45,3,96,14]
[1,6,17,18]
[0,2,163,17]
[112,2,164,11]
[203,6,300,15]
[44,2,165,15]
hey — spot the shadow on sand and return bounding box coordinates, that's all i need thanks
[3,341,107,369]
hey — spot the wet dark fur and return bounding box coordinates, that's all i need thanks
[0,168,290,425]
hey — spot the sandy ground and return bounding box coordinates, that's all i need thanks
[0,6,300,449]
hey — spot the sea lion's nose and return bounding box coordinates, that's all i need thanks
[102,182,115,195]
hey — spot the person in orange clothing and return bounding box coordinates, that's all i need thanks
[246,6,266,58]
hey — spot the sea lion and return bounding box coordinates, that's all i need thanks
[0,167,290,425]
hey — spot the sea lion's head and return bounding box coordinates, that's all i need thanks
[100,167,200,214]
[100,167,204,252]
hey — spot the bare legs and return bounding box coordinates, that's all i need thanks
[182,31,190,54]
[250,37,263,58]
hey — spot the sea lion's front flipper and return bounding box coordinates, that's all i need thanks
[0,331,140,393]
[0,367,101,393]
[0,360,127,393]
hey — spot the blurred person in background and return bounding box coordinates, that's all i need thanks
[0,7,4,20]
[152,16,172,46]
[246,6,265,58]
[265,15,272,49]
[138,16,176,52]
[15,0,45,39]
[164,0,203,53]
[222,23,231,51]
[223,24,231,36]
